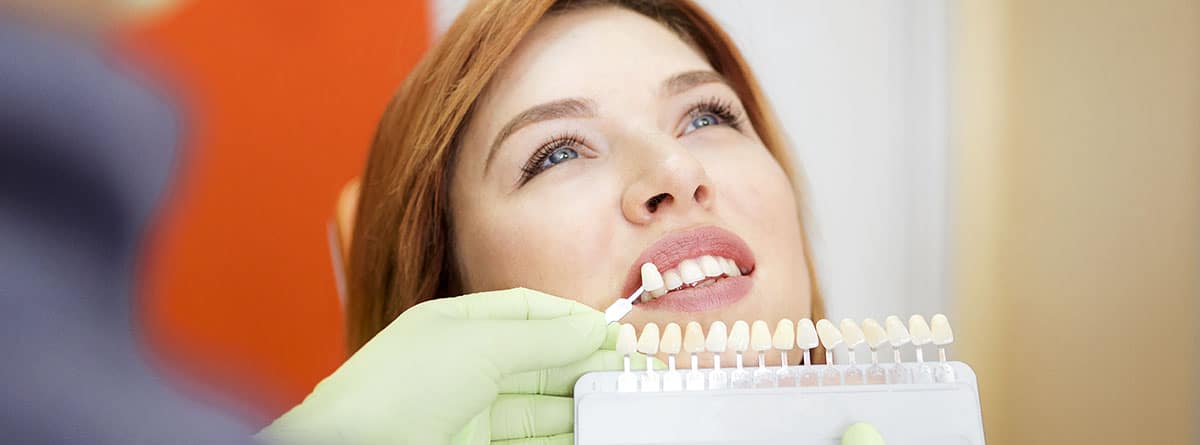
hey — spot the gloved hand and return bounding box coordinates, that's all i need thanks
[257,287,657,445]
[841,422,886,445]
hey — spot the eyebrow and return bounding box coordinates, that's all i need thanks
[483,70,729,175]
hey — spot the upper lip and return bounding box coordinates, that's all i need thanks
[621,225,757,298]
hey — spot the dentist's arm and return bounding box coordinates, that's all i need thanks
[258,287,652,445]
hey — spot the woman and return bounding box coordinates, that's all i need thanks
[260,1,843,443]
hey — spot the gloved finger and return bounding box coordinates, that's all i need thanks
[491,433,573,445]
[445,287,599,320]
[600,322,620,350]
[474,312,608,375]
[841,422,886,445]
[450,408,492,445]
[499,350,665,396]
[488,394,573,441]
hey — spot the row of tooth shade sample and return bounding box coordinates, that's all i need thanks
[614,315,956,392]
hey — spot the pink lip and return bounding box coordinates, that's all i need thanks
[621,226,756,312]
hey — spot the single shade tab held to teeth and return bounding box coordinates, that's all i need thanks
[641,262,665,300]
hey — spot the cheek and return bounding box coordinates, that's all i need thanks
[709,145,800,229]
[455,175,621,307]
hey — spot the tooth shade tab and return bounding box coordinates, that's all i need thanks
[683,322,706,353]
[815,319,843,349]
[661,323,682,354]
[640,263,664,293]
[772,319,795,350]
[931,314,955,345]
[617,323,637,355]
[705,321,728,352]
[662,269,683,290]
[750,320,772,351]
[861,318,888,348]
[678,259,704,284]
[728,320,750,352]
[908,315,933,346]
[637,323,661,355]
[796,318,819,349]
[885,315,911,346]
[840,319,865,348]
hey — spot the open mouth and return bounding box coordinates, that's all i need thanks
[622,226,756,312]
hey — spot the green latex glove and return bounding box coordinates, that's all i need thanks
[841,422,886,445]
[257,287,657,445]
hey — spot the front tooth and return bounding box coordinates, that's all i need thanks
[908,315,933,346]
[640,262,664,293]
[678,259,704,284]
[683,322,706,353]
[729,320,751,352]
[720,257,738,276]
[815,319,843,349]
[662,269,683,290]
[750,320,773,352]
[637,323,661,355]
[699,255,723,277]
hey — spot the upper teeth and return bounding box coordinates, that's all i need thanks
[640,256,743,301]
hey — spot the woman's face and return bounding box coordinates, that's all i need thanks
[449,6,811,361]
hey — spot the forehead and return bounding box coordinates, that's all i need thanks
[479,6,714,116]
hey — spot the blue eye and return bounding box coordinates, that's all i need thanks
[685,113,722,133]
[520,135,585,185]
[541,145,579,169]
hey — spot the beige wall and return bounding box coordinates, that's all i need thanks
[953,0,1199,443]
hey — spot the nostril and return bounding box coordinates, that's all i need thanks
[646,193,671,213]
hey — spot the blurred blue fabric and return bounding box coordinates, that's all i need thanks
[0,15,258,444]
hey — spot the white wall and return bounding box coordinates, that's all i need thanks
[432,2,952,353]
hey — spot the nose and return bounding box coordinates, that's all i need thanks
[621,137,714,224]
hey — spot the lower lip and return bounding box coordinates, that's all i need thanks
[636,275,753,312]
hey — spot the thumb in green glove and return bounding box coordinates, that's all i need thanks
[842,422,886,445]
[257,287,657,445]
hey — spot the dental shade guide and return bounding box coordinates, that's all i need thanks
[704,321,728,390]
[931,313,956,383]
[683,322,706,390]
[750,320,776,388]
[728,320,752,389]
[909,315,936,384]
[615,323,638,392]
[885,315,913,384]
[660,323,683,391]
[795,318,820,387]
[574,316,987,445]
[840,319,866,385]
[772,319,796,387]
[815,319,843,386]
[861,318,889,384]
[636,323,661,392]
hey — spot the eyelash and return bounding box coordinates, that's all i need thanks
[517,98,746,185]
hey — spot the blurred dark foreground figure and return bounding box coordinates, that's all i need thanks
[0,14,258,444]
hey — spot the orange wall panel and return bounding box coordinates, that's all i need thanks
[123,0,428,422]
